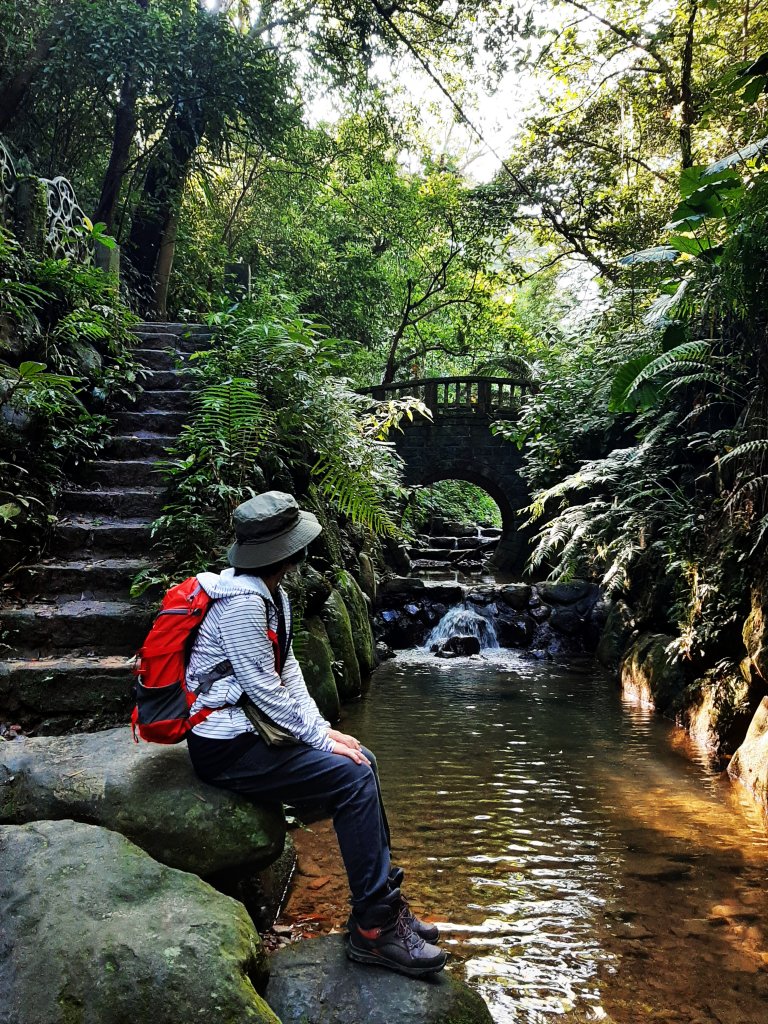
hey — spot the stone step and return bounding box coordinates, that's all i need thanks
[14,557,150,598]
[0,655,134,732]
[133,322,207,335]
[410,558,457,570]
[105,434,177,459]
[132,389,191,412]
[114,409,186,433]
[139,369,191,391]
[423,537,458,549]
[0,599,153,656]
[60,488,164,517]
[132,327,212,353]
[135,348,186,370]
[53,516,153,556]
[82,460,161,487]
[407,547,462,561]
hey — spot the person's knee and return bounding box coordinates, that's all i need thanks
[334,757,377,802]
[360,745,378,772]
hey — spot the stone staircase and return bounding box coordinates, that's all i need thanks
[408,525,501,574]
[0,323,210,733]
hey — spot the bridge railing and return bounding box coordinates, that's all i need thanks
[359,375,533,416]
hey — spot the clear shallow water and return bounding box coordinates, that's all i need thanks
[336,649,768,1024]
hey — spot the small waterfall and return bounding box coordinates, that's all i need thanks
[424,603,498,650]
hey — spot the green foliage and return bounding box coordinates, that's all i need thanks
[521,74,768,659]
[142,298,414,578]
[404,480,502,532]
[0,220,140,554]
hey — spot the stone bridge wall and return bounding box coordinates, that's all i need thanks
[394,410,532,573]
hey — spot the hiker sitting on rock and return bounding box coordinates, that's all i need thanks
[185,491,446,978]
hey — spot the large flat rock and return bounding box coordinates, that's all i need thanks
[0,820,280,1024]
[266,934,493,1024]
[0,727,285,875]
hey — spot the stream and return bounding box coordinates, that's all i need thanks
[279,644,768,1024]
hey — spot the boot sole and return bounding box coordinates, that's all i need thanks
[346,939,447,978]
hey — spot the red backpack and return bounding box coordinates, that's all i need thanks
[130,576,287,744]
[131,577,217,743]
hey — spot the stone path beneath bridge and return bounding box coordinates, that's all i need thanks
[0,322,209,734]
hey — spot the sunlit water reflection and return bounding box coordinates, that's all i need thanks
[336,649,768,1024]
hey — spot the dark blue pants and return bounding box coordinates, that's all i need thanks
[195,739,392,910]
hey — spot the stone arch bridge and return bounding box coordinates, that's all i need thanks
[362,376,534,573]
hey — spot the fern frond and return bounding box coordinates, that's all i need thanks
[720,439,768,465]
[311,454,400,537]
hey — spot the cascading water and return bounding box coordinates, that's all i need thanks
[424,602,498,650]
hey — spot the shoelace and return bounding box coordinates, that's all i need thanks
[395,899,426,953]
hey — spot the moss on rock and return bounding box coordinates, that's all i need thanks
[0,820,281,1024]
[321,589,362,700]
[676,661,754,756]
[295,615,340,723]
[620,633,685,712]
[743,588,768,682]
[335,569,375,675]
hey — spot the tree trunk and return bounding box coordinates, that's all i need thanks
[93,75,139,230]
[124,100,203,311]
[92,0,147,230]
[679,0,699,169]
[154,196,181,318]
[0,30,58,132]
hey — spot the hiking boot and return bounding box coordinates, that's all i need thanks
[389,867,440,942]
[345,871,441,943]
[347,888,447,978]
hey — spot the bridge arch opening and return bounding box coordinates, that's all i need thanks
[405,479,502,535]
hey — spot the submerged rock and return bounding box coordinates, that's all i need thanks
[0,820,280,1024]
[265,934,493,1024]
[728,696,768,811]
[431,634,482,657]
[0,727,285,875]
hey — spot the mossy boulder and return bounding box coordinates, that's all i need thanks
[265,933,493,1024]
[295,615,341,723]
[675,662,754,756]
[728,696,768,812]
[321,589,362,700]
[743,588,768,682]
[285,564,332,617]
[357,551,378,603]
[0,728,285,875]
[0,820,280,1024]
[69,337,103,376]
[597,600,636,670]
[336,569,375,674]
[619,633,686,712]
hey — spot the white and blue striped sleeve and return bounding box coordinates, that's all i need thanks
[218,596,333,751]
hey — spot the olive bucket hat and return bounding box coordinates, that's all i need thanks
[227,491,323,569]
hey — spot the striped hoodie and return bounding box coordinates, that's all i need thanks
[187,568,333,751]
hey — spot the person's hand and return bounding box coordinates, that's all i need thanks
[328,728,362,750]
[331,740,370,766]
